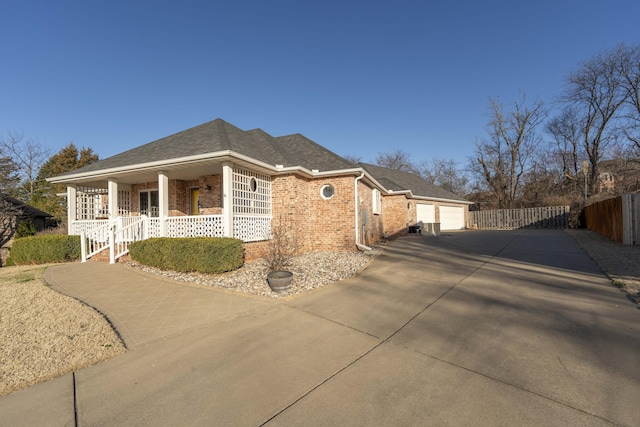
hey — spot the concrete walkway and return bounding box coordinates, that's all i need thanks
[44,262,274,349]
[1,230,639,426]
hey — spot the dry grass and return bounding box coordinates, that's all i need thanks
[0,265,126,397]
[566,229,640,304]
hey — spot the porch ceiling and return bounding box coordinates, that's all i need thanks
[113,161,225,185]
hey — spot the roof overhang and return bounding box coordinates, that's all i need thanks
[385,189,473,205]
[47,151,471,205]
[46,150,366,185]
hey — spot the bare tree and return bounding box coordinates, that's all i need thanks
[617,44,640,150]
[375,148,417,173]
[0,131,49,202]
[472,94,546,208]
[563,45,630,194]
[545,108,586,197]
[342,154,362,165]
[420,158,469,196]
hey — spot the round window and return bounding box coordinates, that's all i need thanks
[321,184,335,200]
[249,177,258,193]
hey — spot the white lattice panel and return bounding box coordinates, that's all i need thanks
[232,167,272,216]
[118,190,131,216]
[233,215,271,242]
[167,215,225,238]
[76,183,107,220]
[146,218,161,238]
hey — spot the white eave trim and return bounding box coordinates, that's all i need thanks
[47,149,367,184]
[46,151,472,205]
[410,195,474,205]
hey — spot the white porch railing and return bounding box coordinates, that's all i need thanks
[80,221,112,261]
[80,216,147,263]
[113,217,147,260]
[73,214,270,262]
[72,219,109,235]
[234,215,271,242]
[166,215,225,237]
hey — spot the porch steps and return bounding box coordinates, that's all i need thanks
[89,249,131,263]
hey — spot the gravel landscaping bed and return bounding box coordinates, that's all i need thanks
[0,265,126,397]
[126,247,383,298]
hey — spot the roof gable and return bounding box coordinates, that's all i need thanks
[61,119,245,176]
[0,193,52,218]
[57,119,357,178]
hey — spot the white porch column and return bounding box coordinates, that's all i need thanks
[222,162,234,238]
[66,185,77,235]
[107,178,118,219]
[158,170,169,237]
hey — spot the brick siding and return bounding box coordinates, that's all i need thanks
[124,170,467,262]
[383,194,412,238]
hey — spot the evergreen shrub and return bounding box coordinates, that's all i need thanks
[15,221,38,238]
[9,235,81,265]
[129,237,244,274]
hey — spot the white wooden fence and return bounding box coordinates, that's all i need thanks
[469,206,570,230]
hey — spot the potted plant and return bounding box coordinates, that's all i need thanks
[266,270,294,292]
[263,218,299,292]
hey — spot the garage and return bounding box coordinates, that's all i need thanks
[416,204,435,224]
[439,206,465,230]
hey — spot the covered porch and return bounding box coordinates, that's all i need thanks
[64,161,272,262]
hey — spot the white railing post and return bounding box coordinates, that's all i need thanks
[142,215,148,239]
[80,230,87,263]
[109,226,116,264]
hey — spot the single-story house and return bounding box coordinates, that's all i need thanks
[1,193,53,265]
[47,118,471,262]
[0,193,52,232]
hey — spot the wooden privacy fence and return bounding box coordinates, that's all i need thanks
[469,206,570,230]
[582,193,640,245]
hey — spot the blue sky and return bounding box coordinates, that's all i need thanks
[1,0,639,168]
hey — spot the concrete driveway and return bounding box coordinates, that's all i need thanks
[2,230,639,426]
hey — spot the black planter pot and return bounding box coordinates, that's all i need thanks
[267,270,293,292]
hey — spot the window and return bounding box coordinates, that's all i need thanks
[321,184,335,200]
[140,190,159,217]
[372,189,381,214]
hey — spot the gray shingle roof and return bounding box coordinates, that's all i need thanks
[58,119,356,177]
[274,134,356,171]
[359,162,469,202]
[51,118,468,203]
[0,193,52,218]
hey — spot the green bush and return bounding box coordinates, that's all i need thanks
[8,235,81,265]
[15,221,38,238]
[129,237,244,274]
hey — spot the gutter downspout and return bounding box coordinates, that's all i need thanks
[355,172,372,251]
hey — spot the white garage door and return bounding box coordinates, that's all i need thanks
[416,204,435,224]
[440,206,465,230]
